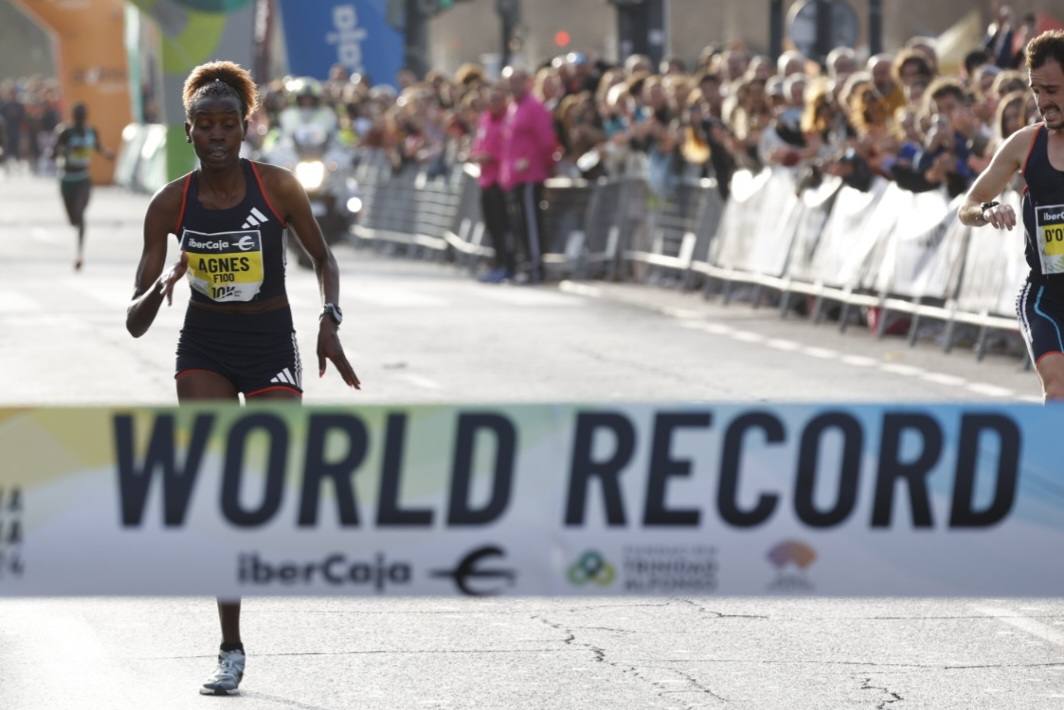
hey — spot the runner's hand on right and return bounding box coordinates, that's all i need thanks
[985,204,1017,231]
[158,252,189,305]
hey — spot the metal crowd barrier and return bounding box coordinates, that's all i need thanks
[346,153,1027,361]
[114,123,168,194]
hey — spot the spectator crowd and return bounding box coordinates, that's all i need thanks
[4,8,1054,281]
[242,8,1048,210]
[234,9,1051,281]
[0,76,63,175]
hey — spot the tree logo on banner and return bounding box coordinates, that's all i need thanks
[766,540,817,592]
[567,550,616,587]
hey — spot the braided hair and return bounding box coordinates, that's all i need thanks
[182,61,258,120]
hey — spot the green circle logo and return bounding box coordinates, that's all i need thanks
[567,551,616,587]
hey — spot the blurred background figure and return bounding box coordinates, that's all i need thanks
[471,81,514,283]
[52,102,114,271]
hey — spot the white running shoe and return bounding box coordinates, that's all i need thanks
[199,648,245,695]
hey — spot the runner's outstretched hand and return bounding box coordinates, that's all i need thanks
[158,252,189,305]
[318,320,361,389]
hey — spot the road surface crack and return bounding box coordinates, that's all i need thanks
[675,598,769,619]
[532,615,727,707]
[861,676,904,708]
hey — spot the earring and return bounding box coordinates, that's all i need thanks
[186,136,192,143]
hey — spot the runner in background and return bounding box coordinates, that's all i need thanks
[125,60,361,695]
[959,30,1064,399]
[53,102,114,271]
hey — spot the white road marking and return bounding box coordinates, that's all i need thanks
[558,281,602,299]
[351,287,450,307]
[732,330,766,343]
[972,605,1064,648]
[559,282,1030,403]
[966,383,1016,398]
[661,307,703,319]
[31,226,60,244]
[677,321,705,330]
[920,372,968,387]
[398,373,443,390]
[840,354,878,367]
[700,322,735,336]
[802,346,838,359]
[479,287,584,307]
[766,338,800,351]
[881,363,926,377]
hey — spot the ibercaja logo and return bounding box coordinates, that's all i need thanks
[766,540,816,592]
[567,550,616,587]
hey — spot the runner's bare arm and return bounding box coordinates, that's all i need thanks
[50,127,67,162]
[126,182,184,338]
[262,164,361,389]
[959,124,1036,229]
[94,127,116,161]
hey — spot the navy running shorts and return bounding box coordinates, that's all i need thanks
[176,326,303,396]
[1017,280,1064,366]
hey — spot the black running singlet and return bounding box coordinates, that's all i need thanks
[174,159,292,331]
[1022,124,1064,291]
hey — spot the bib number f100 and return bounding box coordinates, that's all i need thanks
[179,229,265,302]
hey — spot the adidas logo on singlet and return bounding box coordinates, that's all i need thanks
[241,206,270,229]
[270,368,299,387]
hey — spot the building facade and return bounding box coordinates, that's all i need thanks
[429,0,1061,76]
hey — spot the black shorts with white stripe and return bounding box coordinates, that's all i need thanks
[176,325,302,396]
[1016,279,1064,367]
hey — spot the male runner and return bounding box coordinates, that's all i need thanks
[959,30,1064,399]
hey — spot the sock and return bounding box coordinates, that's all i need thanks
[220,642,244,653]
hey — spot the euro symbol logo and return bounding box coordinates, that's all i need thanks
[430,545,515,597]
[236,235,255,251]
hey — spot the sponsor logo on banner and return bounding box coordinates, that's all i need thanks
[328,5,368,72]
[237,552,411,591]
[430,545,516,597]
[0,487,24,580]
[622,545,718,593]
[766,540,816,592]
[567,550,616,587]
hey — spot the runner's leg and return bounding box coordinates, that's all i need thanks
[73,182,91,270]
[1036,354,1064,402]
[176,369,238,401]
[213,387,300,687]
[176,370,245,690]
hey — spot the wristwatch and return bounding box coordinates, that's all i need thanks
[980,201,999,221]
[321,303,343,326]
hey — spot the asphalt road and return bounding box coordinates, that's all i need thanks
[0,173,1060,709]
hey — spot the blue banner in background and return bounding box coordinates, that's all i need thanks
[278,0,402,87]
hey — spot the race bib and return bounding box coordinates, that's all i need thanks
[1037,204,1064,274]
[179,229,265,302]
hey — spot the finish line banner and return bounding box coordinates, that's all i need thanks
[0,403,1054,597]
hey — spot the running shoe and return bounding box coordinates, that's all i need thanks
[477,267,511,284]
[199,648,245,695]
